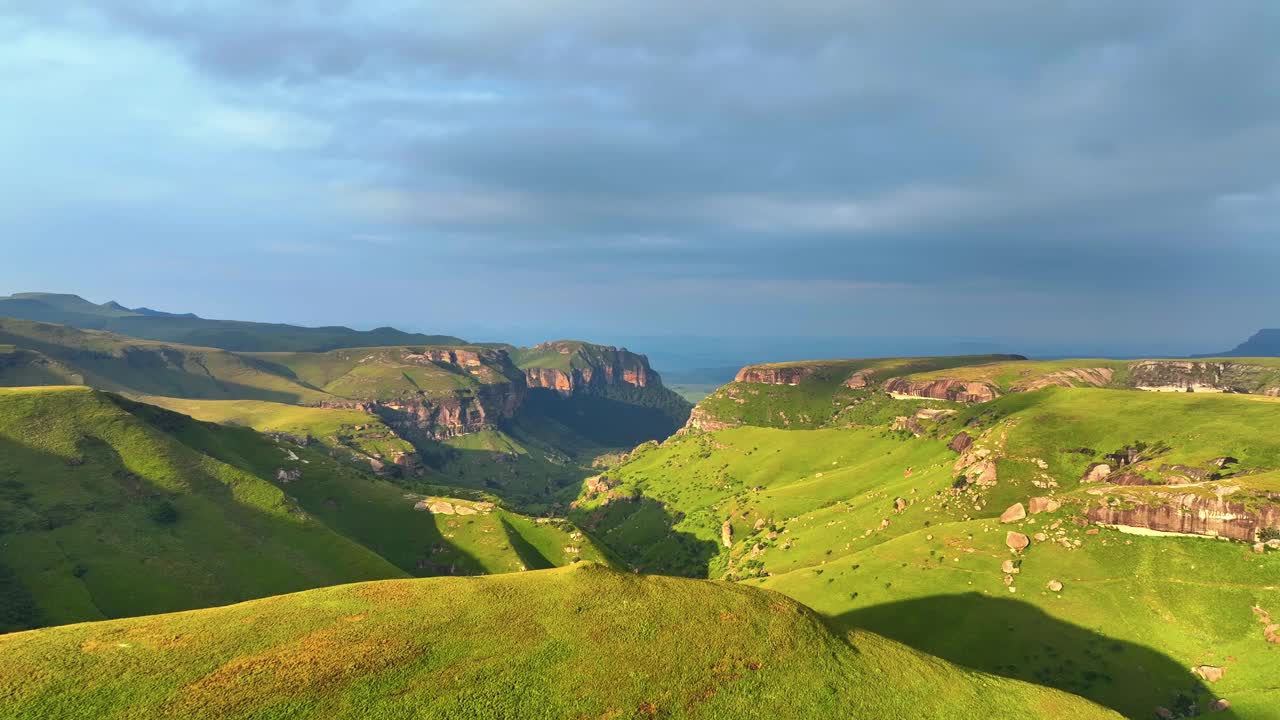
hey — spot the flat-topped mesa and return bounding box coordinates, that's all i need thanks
[882,377,999,403]
[519,341,659,397]
[1086,491,1280,542]
[1129,360,1280,395]
[735,365,814,385]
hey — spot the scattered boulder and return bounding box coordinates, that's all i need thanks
[948,432,973,453]
[1254,543,1266,554]
[1006,531,1030,551]
[275,468,301,483]
[1028,496,1060,514]
[1001,559,1018,574]
[1034,532,1048,542]
[721,520,733,548]
[894,497,907,512]
[1047,580,1063,592]
[1003,574,1014,586]
[1155,707,1174,720]
[1081,463,1112,484]
[1210,699,1231,712]
[878,518,891,531]
[1193,665,1226,683]
[1086,528,1100,535]
[754,517,766,531]
[1000,503,1027,523]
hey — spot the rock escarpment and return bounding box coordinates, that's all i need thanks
[521,342,659,396]
[882,378,999,403]
[1129,360,1280,395]
[1086,491,1280,542]
[734,365,815,385]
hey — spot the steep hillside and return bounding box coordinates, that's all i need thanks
[585,361,1280,717]
[514,340,693,446]
[0,292,466,351]
[0,387,404,632]
[0,388,609,633]
[0,563,1117,720]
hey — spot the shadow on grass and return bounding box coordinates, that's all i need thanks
[499,517,555,571]
[834,594,1232,719]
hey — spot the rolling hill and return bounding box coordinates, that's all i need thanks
[0,387,608,634]
[0,563,1118,719]
[580,357,1280,718]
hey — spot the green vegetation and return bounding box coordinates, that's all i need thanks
[0,293,466,351]
[586,376,1280,717]
[0,564,1117,719]
[0,387,606,632]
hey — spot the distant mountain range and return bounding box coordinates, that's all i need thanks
[0,292,465,352]
[1205,328,1280,357]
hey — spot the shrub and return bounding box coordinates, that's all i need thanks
[149,500,180,526]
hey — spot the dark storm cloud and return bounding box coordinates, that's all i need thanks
[3,1,1278,342]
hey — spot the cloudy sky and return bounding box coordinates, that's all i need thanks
[1,1,1277,354]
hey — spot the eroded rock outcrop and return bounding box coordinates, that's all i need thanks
[1129,360,1280,395]
[883,378,999,403]
[521,342,660,396]
[735,365,815,385]
[1086,491,1280,542]
[1014,367,1115,391]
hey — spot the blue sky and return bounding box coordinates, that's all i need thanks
[1,1,1277,352]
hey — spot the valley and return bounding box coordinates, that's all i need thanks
[0,298,1277,718]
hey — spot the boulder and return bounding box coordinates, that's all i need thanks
[894,497,907,512]
[1003,574,1014,586]
[1193,665,1226,683]
[948,432,973,453]
[754,517,766,531]
[1210,699,1231,712]
[1028,496,1061,514]
[1086,528,1100,535]
[1001,559,1018,574]
[1005,531,1030,551]
[1034,532,1048,542]
[721,520,733,548]
[1047,580,1063,592]
[1081,463,1112,483]
[1000,503,1027,523]
[454,505,477,516]
[1254,543,1266,554]
[1155,708,1174,720]
[427,501,455,515]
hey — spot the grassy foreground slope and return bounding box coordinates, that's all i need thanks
[0,564,1118,720]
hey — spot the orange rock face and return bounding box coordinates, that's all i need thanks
[882,378,999,403]
[735,365,815,385]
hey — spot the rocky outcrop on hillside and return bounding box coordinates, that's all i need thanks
[1129,361,1280,395]
[520,342,661,396]
[1086,490,1280,542]
[683,405,739,433]
[734,365,814,385]
[883,378,999,403]
[1014,367,1114,391]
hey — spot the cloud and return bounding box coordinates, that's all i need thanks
[2,1,1278,342]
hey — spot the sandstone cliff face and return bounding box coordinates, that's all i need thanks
[1014,367,1115,391]
[374,380,525,440]
[734,365,814,385]
[683,405,739,433]
[521,342,659,397]
[1086,491,1280,542]
[1129,360,1280,395]
[882,378,999,403]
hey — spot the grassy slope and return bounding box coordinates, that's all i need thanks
[0,319,328,404]
[0,564,1117,720]
[134,396,417,464]
[594,381,1280,717]
[0,387,405,631]
[695,355,1016,429]
[247,346,517,401]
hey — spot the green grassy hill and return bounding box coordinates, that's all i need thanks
[0,387,609,633]
[0,563,1117,720]
[585,365,1280,717]
[0,293,466,352]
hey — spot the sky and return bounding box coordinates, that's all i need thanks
[1,1,1278,358]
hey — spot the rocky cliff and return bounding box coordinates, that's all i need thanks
[1128,360,1280,395]
[734,365,815,385]
[882,378,999,403]
[518,341,659,396]
[1086,490,1280,542]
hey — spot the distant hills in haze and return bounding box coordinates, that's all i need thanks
[0,292,466,352]
[1205,328,1280,357]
